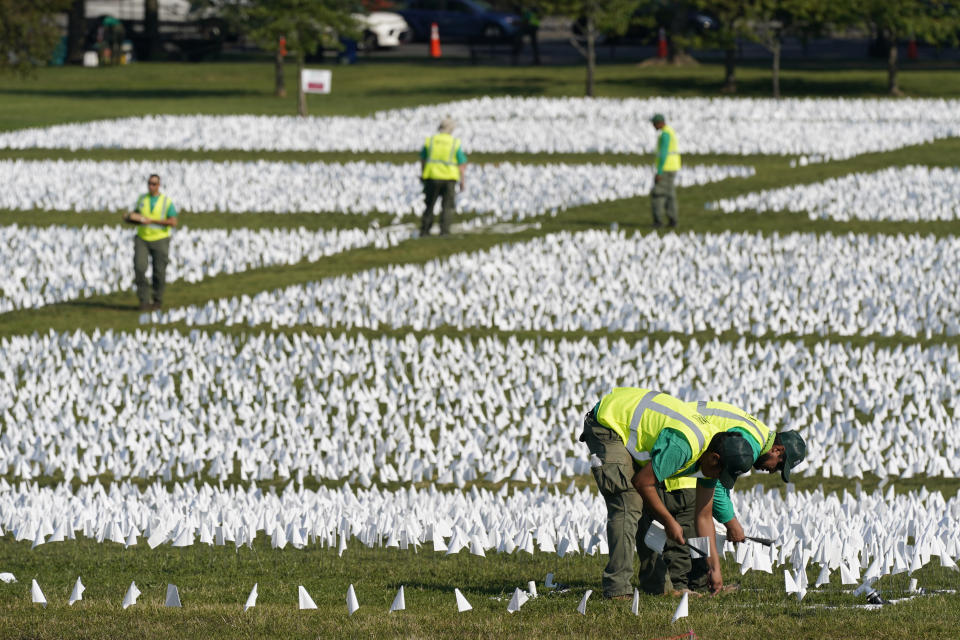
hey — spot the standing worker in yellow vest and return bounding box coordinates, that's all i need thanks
[420,117,467,237]
[122,174,178,311]
[579,388,755,597]
[650,113,681,228]
[636,400,807,594]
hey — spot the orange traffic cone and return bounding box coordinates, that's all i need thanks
[429,22,442,58]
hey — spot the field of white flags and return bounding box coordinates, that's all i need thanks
[0,224,411,312]
[0,158,753,220]
[1,97,959,159]
[709,165,960,222]
[3,479,960,584]
[2,330,959,485]
[151,230,960,338]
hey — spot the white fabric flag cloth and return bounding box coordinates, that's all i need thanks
[631,588,639,616]
[687,537,711,558]
[454,588,472,612]
[507,587,529,613]
[244,583,258,612]
[31,579,47,607]
[577,590,592,615]
[390,586,405,612]
[644,521,666,553]
[544,573,556,588]
[815,564,831,587]
[346,584,359,616]
[298,585,318,610]
[0,573,16,584]
[165,584,182,607]
[122,582,141,609]
[527,581,537,597]
[671,591,689,623]
[784,570,799,594]
[69,576,85,605]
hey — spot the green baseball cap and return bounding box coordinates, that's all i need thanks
[718,433,754,490]
[651,113,665,124]
[778,430,806,482]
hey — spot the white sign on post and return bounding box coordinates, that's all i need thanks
[301,69,332,94]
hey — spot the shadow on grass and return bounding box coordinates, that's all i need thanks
[603,74,884,97]
[0,87,262,100]
[366,79,549,98]
[64,299,139,312]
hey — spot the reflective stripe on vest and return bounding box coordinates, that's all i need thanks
[629,390,705,455]
[596,388,714,472]
[137,193,171,242]
[661,124,681,172]
[422,133,461,181]
[694,400,771,454]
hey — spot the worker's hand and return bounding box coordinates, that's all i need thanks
[724,519,745,543]
[459,181,465,192]
[654,174,661,184]
[708,567,723,595]
[665,519,684,545]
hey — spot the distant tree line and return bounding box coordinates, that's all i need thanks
[1,0,958,99]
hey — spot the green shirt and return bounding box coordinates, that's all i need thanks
[652,426,761,523]
[711,426,761,523]
[420,144,467,165]
[656,129,672,175]
[650,428,717,489]
[135,194,178,219]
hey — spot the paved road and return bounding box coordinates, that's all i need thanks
[350,18,960,66]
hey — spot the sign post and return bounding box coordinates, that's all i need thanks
[299,69,332,116]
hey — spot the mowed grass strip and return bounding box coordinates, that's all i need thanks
[0,541,958,640]
[2,60,960,131]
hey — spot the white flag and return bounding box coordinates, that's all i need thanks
[671,591,688,623]
[389,586,405,612]
[244,583,258,612]
[454,588,472,612]
[346,584,359,616]
[68,576,85,605]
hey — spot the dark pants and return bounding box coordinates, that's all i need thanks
[421,179,456,236]
[651,171,678,226]
[580,411,643,598]
[637,487,709,593]
[134,235,170,306]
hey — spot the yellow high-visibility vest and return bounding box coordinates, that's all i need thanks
[595,387,725,478]
[136,194,172,242]
[660,124,681,172]
[686,400,772,456]
[422,133,462,181]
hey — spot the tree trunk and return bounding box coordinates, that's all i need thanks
[771,39,781,99]
[585,14,595,97]
[297,56,307,116]
[275,46,286,97]
[66,0,85,64]
[721,46,736,93]
[144,0,160,60]
[887,41,901,95]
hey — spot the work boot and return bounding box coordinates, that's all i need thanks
[667,219,678,228]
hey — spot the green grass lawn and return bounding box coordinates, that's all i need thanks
[1,59,960,131]
[0,61,959,639]
[2,541,960,640]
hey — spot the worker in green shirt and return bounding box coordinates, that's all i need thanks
[579,388,755,598]
[122,173,178,311]
[650,113,680,228]
[420,117,468,237]
[637,400,807,594]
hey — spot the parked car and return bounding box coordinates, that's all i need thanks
[355,11,410,49]
[396,0,521,41]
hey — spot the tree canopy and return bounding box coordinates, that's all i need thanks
[0,0,71,76]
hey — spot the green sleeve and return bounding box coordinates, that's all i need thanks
[650,429,692,482]
[712,482,735,523]
[420,146,428,161]
[456,146,467,164]
[656,131,670,175]
[651,429,716,488]
[166,201,177,218]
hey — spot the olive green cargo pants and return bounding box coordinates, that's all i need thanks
[637,487,709,593]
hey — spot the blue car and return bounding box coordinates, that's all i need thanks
[397,0,521,41]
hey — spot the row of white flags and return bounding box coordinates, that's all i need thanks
[21,575,690,620]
